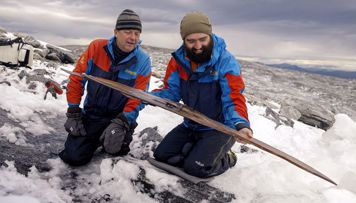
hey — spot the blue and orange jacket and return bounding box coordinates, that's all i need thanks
[67,37,151,124]
[153,34,249,130]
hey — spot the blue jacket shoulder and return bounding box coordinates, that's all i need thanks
[136,47,151,75]
[217,49,241,76]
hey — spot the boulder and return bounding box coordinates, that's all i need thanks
[33,52,43,60]
[13,33,40,47]
[0,36,11,43]
[265,107,294,128]
[279,103,302,120]
[18,70,27,80]
[138,126,163,146]
[25,70,49,84]
[45,53,61,62]
[23,36,41,48]
[46,44,75,64]
[34,48,49,58]
[131,127,163,160]
[60,52,76,64]
[296,104,335,130]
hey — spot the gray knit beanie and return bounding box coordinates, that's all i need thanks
[115,9,142,32]
[180,11,212,39]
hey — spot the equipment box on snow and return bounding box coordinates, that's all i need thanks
[0,37,34,68]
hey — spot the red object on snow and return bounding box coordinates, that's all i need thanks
[45,80,63,95]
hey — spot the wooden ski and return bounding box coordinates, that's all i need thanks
[62,69,337,185]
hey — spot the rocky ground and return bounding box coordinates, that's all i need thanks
[240,60,356,130]
[1,30,355,202]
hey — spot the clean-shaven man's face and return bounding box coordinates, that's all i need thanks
[114,29,141,52]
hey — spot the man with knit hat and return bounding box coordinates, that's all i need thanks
[152,11,253,178]
[59,9,151,166]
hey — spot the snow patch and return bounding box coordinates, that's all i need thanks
[0,161,72,203]
[0,123,28,146]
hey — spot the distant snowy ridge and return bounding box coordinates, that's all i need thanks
[268,63,356,79]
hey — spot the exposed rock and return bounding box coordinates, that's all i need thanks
[46,44,75,64]
[24,69,51,84]
[131,127,163,160]
[60,52,76,64]
[32,68,51,76]
[61,45,87,59]
[13,33,34,43]
[33,52,43,60]
[23,35,41,48]
[0,37,10,44]
[265,107,294,128]
[296,105,335,130]
[18,70,27,80]
[28,82,37,90]
[138,126,163,146]
[240,59,356,129]
[45,52,61,62]
[246,94,279,109]
[280,104,301,120]
[0,33,40,49]
[34,48,49,58]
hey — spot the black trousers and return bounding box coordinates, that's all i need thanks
[59,115,133,166]
[153,124,235,178]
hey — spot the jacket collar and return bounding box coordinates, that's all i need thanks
[106,36,142,65]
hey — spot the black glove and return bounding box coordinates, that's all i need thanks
[118,119,137,156]
[100,114,131,155]
[64,106,86,136]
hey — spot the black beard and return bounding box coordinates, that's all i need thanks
[185,39,213,64]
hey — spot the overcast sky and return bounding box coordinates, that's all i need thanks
[1,0,355,69]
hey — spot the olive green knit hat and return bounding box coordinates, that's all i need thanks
[180,11,212,39]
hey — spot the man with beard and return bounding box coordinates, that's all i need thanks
[59,9,151,166]
[152,12,253,178]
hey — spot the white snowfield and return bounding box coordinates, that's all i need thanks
[0,60,356,203]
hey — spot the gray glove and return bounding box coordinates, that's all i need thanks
[64,107,86,136]
[100,115,130,155]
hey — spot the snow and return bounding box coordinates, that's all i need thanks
[3,32,16,39]
[1,57,356,202]
[95,159,157,202]
[0,195,40,203]
[0,123,28,146]
[37,40,71,52]
[0,161,71,203]
[0,64,67,138]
